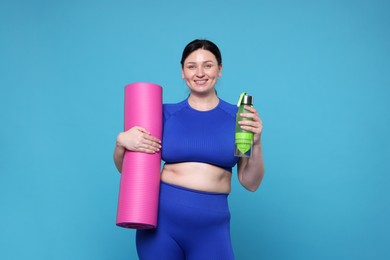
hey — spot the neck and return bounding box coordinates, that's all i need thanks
[188,93,219,111]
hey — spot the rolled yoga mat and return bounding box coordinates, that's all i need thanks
[116,82,163,229]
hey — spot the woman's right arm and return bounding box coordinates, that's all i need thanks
[113,126,161,173]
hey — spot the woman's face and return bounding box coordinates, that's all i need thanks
[182,49,222,96]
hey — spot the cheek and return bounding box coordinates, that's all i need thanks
[183,71,194,80]
[212,69,221,78]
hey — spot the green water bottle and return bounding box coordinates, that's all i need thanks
[235,92,254,157]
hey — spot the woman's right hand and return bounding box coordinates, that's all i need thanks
[116,126,161,154]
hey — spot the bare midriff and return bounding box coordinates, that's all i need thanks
[161,162,232,194]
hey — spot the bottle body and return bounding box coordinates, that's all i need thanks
[235,94,254,157]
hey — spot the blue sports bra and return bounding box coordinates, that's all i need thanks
[161,98,239,172]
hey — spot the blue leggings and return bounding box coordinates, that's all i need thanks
[136,181,235,260]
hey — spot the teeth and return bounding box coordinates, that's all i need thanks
[195,80,207,85]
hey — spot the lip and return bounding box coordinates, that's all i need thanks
[194,79,208,85]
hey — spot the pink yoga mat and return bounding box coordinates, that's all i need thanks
[116,82,162,229]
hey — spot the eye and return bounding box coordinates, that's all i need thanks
[204,63,213,69]
[187,65,196,70]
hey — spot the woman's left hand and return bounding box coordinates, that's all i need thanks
[238,105,263,145]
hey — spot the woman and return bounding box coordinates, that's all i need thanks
[114,39,264,259]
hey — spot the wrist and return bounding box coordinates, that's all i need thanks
[253,139,262,148]
[253,142,262,148]
[116,132,125,148]
[253,134,262,146]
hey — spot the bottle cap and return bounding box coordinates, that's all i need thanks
[242,95,253,105]
[237,92,253,106]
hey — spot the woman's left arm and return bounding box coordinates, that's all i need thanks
[237,105,265,192]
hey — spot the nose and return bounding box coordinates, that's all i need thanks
[196,66,205,77]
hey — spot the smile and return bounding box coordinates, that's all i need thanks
[194,79,207,85]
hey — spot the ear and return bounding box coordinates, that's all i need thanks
[218,64,223,77]
[182,69,185,79]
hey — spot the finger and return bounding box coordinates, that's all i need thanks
[241,110,262,123]
[239,112,258,120]
[140,143,161,153]
[136,127,151,135]
[240,124,262,134]
[239,120,263,132]
[143,133,162,143]
[238,120,258,128]
[140,136,161,148]
[138,147,159,154]
[243,106,258,113]
[134,140,159,152]
[142,138,162,149]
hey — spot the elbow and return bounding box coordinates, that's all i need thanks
[239,177,261,192]
[240,172,264,192]
[238,163,265,192]
[244,182,261,192]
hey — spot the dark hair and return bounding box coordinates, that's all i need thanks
[180,39,222,68]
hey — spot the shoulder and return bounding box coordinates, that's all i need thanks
[163,99,188,120]
[217,98,237,118]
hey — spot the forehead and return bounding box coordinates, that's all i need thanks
[184,49,217,63]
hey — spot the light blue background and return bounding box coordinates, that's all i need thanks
[1,0,389,259]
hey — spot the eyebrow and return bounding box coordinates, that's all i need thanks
[185,60,215,64]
